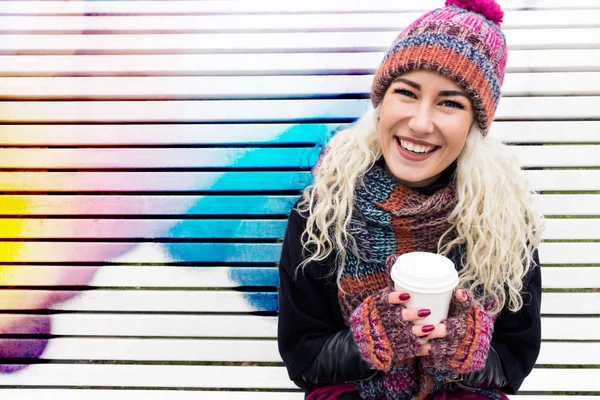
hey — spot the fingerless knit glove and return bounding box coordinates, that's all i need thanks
[422,293,496,374]
[349,287,423,371]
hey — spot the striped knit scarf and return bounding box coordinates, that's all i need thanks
[335,161,504,400]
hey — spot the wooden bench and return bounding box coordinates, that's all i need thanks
[0,0,598,398]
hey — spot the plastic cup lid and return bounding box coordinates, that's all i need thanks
[390,252,459,293]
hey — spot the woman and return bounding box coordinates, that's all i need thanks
[278,1,543,399]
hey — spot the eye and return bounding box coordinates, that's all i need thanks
[440,100,465,110]
[394,88,416,99]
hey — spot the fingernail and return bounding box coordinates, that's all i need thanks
[399,293,410,301]
[417,309,431,317]
[418,334,430,339]
[422,325,435,333]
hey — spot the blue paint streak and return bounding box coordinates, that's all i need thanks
[161,123,339,311]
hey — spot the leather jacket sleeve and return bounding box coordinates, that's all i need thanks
[460,345,507,389]
[298,328,376,385]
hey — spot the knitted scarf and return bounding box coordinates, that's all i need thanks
[334,161,504,400]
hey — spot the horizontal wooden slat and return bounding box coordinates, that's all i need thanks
[1,0,597,15]
[1,265,595,288]
[0,146,596,169]
[1,122,599,146]
[2,97,600,123]
[0,364,597,391]
[0,290,595,314]
[0,194,596,216]
[539,242,600,264]
[0,339,594,366]
[3,50,600,77]
[0,218,597,240]
[0,195,300,215]
[0,392,588,400]
[534,195,600,215]
[0,148,320,169]
[0,393,596,400]
[2,73,600,99]
[0,242,597,263]
[0,266,280,287]
[0,171,314,192]
[1,314,596,340]
[3,11,600,32]
[0,391,305,400]
[524,170,600,191]
[2,30,600,55]
[541,267,600,288]
[0,124,335,145]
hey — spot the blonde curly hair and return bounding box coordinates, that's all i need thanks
[297,106,544,314]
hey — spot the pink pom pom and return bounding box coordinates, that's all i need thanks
[445,0,504,26]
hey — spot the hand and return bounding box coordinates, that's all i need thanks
[388,289,471,357]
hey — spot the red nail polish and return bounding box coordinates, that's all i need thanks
[418,309,431,317]
[399,293,410,301]
[422,325,435,333]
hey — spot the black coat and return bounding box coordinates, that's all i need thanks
[277,202,542,397]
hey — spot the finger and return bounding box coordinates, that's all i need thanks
[388,291,411,305]
[401,307,431,322]
[455,289,469,303]
[412,324,436,337]
[418,323,448,340]
[418,343,432,356]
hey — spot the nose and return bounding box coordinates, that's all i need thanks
[408,103,434,135]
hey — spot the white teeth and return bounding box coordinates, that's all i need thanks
[398,138,436,154]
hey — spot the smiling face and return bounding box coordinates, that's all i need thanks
[377,70,475,188]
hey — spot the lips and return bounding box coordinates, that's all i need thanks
[394,136,440,162]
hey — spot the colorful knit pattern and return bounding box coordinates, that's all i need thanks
[338,162,500,399]
[370,0,507,135]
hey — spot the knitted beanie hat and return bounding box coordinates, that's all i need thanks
[371,0,507,135]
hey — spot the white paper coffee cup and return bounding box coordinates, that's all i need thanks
[390,252,459,328]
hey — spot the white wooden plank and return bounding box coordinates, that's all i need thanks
[0,147,598,170]
[510,146,600,168]
[0,266,278,287]
[1,314,594,340]
[536,342,600,365]
[3,50,600,77]
[0,147,319,169]
[0,290,593,314]
[0,392,596,400]
[1,11,599,32]
[2,73,600,99]
[1,0,597,15]
[1,265,595,288]
[46,314,280,338]
[0,391,305,400]
[524,170,600,191]
[3,338,593,365]
[2,97,600,123]
[0,146,596,169]
[0,194,596,216]
[522,369,600,392]
[541,293,600,315]
[542,317,600,340]
[543,219,600,240]
[0,364,598,391]
[542,267,600,288]
[0,195,300,216]
[490,121,600,144]
[539,242,600,264]
[1,122,598,146]
[2,30,599,54]
[0,364,297,389]
[535,195,600,215]
[0,124,335,145]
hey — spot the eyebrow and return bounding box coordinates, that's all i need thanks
[393,77,469,99]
